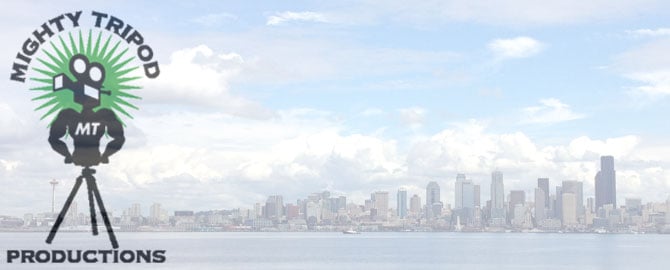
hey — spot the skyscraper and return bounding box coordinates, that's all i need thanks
[265,195,284,221]
[455,174,474,210]
[372,191,389,220]
[397,188,408,219]
[474,185,481,207]
[555,186,563,219]
[490,171,505,221]
[426,181,440,206]
[562,180,584,216]
[537,178,550,208]
[410,194,421,215]
[534,188,546,222]
[509,190,525,220]
[426,181,441,219]
[562,193,577,226]
[595,156,617,210]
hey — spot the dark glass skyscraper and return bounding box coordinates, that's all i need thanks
[595,156,616,210]
[537,178,550,208]
[397,188,408,218]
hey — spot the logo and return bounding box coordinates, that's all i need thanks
[9,10,160,254]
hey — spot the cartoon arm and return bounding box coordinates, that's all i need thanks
[100,111,125,163]
[48,110,73,164]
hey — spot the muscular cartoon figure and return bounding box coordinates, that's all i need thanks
[48,54,125,167]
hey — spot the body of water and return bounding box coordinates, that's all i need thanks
[0,232,668,269]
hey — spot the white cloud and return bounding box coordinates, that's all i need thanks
[614,39,670,98]
[142,45,274,119]
[398,107,426,128]
[267,11,329,26]
[1,106,669,215]
[624,70,670,95]
[521,98,585,124]
[626,28,670,38]
[488,36,544,59]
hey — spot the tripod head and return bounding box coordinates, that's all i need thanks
[81,166,97,177]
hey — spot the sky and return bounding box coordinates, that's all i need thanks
[2,0,670,216]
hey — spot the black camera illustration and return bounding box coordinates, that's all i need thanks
[53,54,111,107]
[46,54,125,249]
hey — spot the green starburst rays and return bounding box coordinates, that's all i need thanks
[29,30,142,124]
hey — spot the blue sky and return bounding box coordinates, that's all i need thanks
[1,0,670,215]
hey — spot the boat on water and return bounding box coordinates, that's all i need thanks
[342,229,360,234]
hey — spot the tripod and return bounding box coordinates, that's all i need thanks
[46,166,119,249]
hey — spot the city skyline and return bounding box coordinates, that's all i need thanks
[9,156,667,219]
[4,156,669,234]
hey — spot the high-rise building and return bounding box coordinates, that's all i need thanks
[150,203,162,222]
[595,156,617,210]
[509,190,525,219]
[305,201,320,223]
[562,193,577,226]
[455,174,475,210]
[474,185,481,207]
[625,198,642,216]
[587,197,595,213]
[426,181,441,218]
[562,180,584,216]
[129,203,142,218]
[372,191,389,220]
[509,190,525,208]
[265,195,284,221]
[490,171,505,221]
[397,189,408,219]
[410,194,421,215]
[538,178,550,208]
[555,186,563,219]
[534,188,546,221]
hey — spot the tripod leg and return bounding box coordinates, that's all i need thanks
[88,176,119,249]
[86,177,99,236]
[46,176,84,244]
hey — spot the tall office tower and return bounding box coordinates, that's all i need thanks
[265,195,284,220]
[305,201,321,223]
[562,180,584,216]
[534,188,546,221]
[555,186,563,219]
[129,203,142,218]
[338,196,347,210]
[426,181,441,218]
[490,171,505,220]
[150,203,162,223]
[586,197,595,213]
[372,191,389,220]
[509,190,526,208]
[474,185,481,207]
[455,174,475,210]
[625,198,642,216]
[397,189,408,219]
[595,156,617,210]
[509,190,525,219]
[410,194,421,215]
[455,174,465,209]
[561,193,577,226]
[537,178,550,208]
